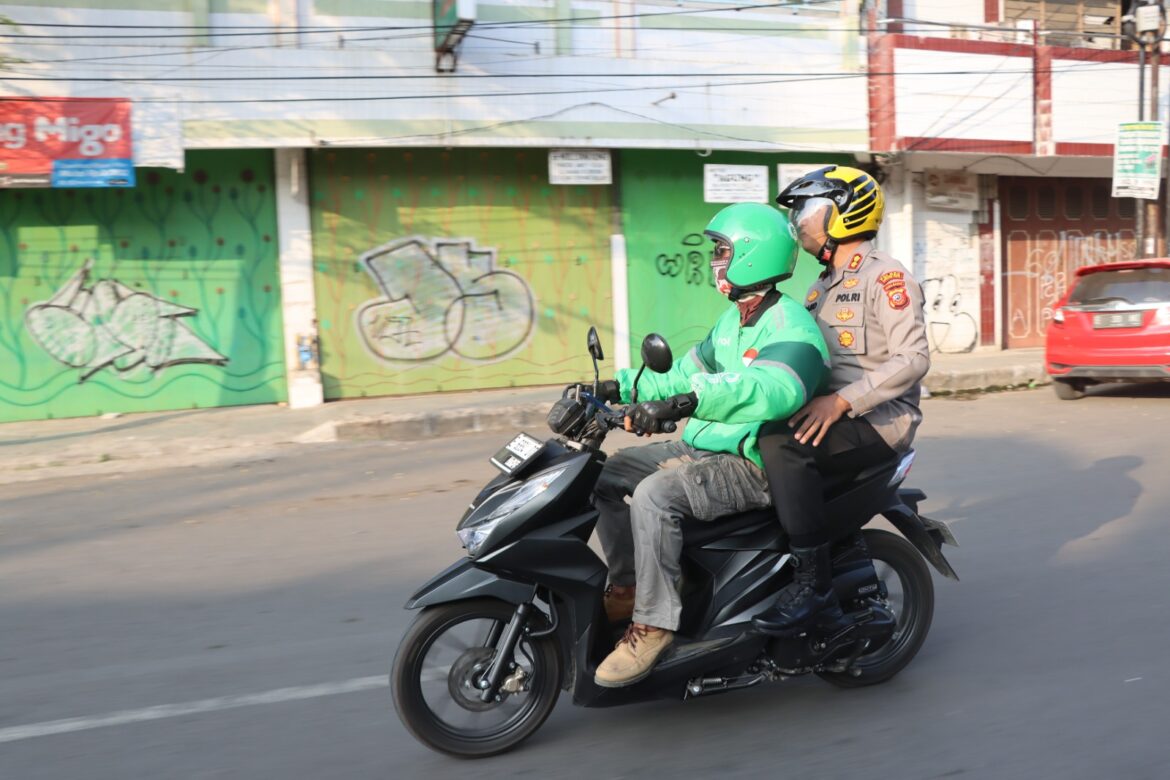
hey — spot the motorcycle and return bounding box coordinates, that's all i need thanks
[392,327,959,758]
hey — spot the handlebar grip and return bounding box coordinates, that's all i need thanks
[661,420,677,434]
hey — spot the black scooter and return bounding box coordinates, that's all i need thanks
[392,328,958,758]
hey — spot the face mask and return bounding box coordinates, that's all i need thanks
[710,243,734,297]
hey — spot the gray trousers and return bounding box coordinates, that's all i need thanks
[594,440,772,631]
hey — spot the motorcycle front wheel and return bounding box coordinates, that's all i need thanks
[817,528,935,688]
[392,598,562,758]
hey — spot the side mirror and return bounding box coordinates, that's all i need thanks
[640,333,673,374]
[587,326,604,361]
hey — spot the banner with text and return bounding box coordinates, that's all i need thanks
[1112,121,1165,200]
[0,98,135,188]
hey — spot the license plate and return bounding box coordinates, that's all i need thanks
[1092,311,1143,329]
[489,432,545,475]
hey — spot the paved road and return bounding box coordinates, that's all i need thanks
[3,385,1170,779]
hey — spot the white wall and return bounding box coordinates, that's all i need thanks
[1,1,868,153]
[894,48,1034,142]
[1052,59,1170,145]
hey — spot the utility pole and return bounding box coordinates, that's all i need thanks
[1127,1,1167,258]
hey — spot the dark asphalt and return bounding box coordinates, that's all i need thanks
[2,384,1169,780]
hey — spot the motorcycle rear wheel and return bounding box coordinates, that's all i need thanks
[817,529,934,688]
[392,599,561,758]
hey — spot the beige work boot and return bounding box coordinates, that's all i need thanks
[594,623,674,688]
[603,584,635,623]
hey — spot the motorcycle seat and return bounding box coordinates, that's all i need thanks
[680,508,776,547]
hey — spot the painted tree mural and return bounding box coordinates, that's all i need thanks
[0,150,285,422]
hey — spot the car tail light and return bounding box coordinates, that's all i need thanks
[1052,308,1065,325]
[1154,305,1170,327]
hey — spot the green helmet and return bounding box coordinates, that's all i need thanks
[703,203,799,290]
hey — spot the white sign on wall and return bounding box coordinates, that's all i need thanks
[777,163,833,195]
[703,164,769,203]
[1112,121,1165,200]
[924,169,979,211]
[548,149,612,185]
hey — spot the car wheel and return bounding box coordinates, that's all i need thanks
[1053,379,1086,400]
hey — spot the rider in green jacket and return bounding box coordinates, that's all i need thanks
[589,203,829,687]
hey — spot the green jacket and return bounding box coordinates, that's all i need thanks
[616,292,830,469]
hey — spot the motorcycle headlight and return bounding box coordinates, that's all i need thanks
[457,466,568,556]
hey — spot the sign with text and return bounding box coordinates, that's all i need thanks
[925,169,979,211]
[548,149,612,185]
[1112,121,1165,200]
[0,98,134,188]
[703,164,768,203]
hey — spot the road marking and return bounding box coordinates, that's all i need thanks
[0,676,388,744]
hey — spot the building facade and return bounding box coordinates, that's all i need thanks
[1,0,1163,419]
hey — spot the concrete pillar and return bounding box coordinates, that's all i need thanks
[275,148,324,408]
[878,161,916,271]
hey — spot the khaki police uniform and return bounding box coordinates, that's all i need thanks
[756,242,931,548]
[802,243,930,453]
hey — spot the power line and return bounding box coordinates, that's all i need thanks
[0,2,818,39]
[0,61,1132,84]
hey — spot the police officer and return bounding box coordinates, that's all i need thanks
[751,166,930,635]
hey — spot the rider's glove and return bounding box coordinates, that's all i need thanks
[565,380,621,403]
[628,392,698,436]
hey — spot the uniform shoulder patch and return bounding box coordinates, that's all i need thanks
[886,286,910,310]
[878,270,904,286]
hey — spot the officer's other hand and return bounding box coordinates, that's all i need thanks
[789,393,851,447]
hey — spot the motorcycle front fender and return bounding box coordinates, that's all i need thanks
[405,557,535,610]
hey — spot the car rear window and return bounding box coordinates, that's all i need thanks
[1068,266,1170,305]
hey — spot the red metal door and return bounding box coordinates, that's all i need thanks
[1000,177,1137,348]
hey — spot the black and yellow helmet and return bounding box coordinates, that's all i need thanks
[776,165,884,242]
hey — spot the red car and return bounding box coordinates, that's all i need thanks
[1046,259,1170,400]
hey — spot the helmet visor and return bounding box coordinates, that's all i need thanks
[787,196,835,245]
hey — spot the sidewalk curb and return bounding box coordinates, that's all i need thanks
[330,366,1052,443]
[332,402,551,442]
[924,364,1049,393]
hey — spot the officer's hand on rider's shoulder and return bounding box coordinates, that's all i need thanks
[789,393,852,447]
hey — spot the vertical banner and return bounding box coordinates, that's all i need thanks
[0,97,135,188]
[1112,121,1165,200]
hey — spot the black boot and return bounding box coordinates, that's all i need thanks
[752,543,844,635]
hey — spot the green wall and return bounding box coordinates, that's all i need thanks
[618,150,854,359]
[309,148,614,398]
[0,150,286,422]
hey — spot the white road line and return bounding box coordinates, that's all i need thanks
[0,676,388,744]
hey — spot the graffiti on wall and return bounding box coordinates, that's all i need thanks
[0,150,286,422]
[1006,229,1136,343]
[356,237,535,363]
[654,233,714,289]
[309,147,613,399]
[922,275,977,354]
[25,259,227,382]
